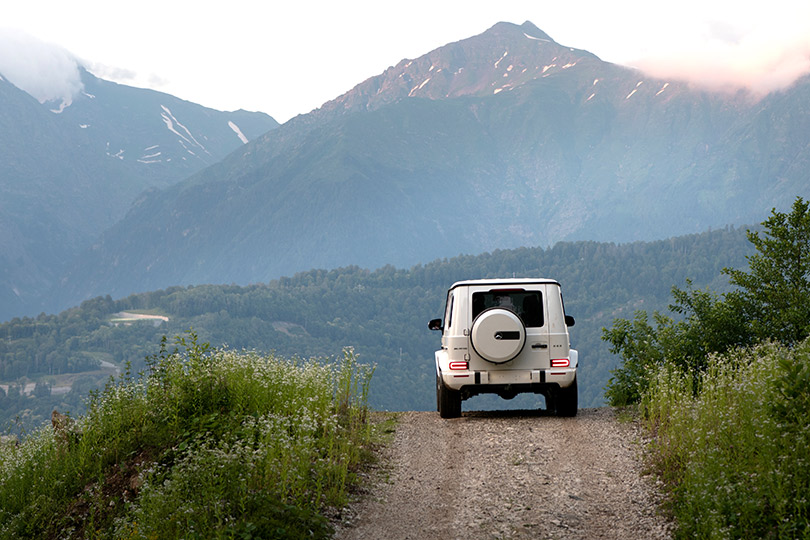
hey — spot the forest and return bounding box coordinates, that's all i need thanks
[0,226,753,433]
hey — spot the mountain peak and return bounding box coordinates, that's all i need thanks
[320,20,598,117]
[488,20,555,43]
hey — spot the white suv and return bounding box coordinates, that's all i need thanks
[428,278,578,418]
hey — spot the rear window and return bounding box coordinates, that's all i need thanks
[472,290,543,327]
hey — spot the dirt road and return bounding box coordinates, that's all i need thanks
[334,408,671,540]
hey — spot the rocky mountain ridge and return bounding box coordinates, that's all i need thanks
[321,22,598,115]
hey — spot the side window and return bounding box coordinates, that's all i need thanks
[472,290,544,327]
[444,292,454,333]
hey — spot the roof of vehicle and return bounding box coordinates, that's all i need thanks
[448,278,561,291]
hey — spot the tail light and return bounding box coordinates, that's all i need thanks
[449,361,468,370]
[551,358,570,368]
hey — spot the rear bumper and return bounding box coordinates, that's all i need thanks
[441,367,576,394]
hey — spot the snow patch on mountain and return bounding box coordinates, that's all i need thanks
[106,142,124,160]
[161,105,209,155]
[228,121,249,144]
[409,77,432,97]
[523,32,550,43]
[49,98,72,114]
[138,151,162,164]
[138,144,163,164]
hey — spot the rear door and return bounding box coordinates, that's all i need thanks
[467,284,550,369]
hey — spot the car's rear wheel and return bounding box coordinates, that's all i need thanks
[437,372,461,418]
[555,377,578,417]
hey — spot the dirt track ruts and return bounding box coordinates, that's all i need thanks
[334,407,671,540]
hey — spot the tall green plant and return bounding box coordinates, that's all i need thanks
[641,341,810,538]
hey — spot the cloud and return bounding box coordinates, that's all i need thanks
[83,59,170,95]
[84,61,138,83]
[629,13,810,95]
[0,27,83,105]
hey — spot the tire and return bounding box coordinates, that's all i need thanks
[470,307,526,364]
[437,372,461,418]
[555,377,578,417]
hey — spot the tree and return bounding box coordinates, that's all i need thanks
[604,197,810,405]
[724,197,810,345]
[603,283,750,405]
[602,311,669,406]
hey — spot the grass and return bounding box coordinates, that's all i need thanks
[0,332,380,539]
[640,340,810,539]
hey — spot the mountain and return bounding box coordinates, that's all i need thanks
[43,21,810,310]
[317,23,592,114]
[0,68,278,321]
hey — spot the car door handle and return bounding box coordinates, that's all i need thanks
[532,343,548,349]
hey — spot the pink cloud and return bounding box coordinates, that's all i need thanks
[631,21,810,95]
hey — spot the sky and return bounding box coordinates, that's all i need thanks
[2,1,810,123]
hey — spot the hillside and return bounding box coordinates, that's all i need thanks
[0,227,753,433]
[53,21,809,310]
[0,68,278,322]
[0,341,375,538]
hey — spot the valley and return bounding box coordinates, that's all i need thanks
[0,228,753,434]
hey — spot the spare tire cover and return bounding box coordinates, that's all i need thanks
[470,308,526,363]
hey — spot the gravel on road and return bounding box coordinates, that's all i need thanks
[334,407,672,540]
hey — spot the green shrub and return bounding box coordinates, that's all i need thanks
[641,341,810,539]
[0,333,376,539]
